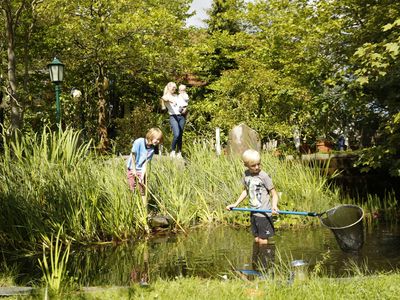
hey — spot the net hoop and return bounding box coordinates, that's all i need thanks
[320,204,364,230]
[320,204,365,252]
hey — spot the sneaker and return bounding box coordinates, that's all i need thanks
[176,152,182,159]
[170,151,176,157]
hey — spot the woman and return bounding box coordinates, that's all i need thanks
[162,82,187,158]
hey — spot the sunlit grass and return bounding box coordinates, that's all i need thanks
[337,190,398,229]
[150,142,341,229]
[0,262,17,287]
[0,127,391,251]
[70,272,400,300]
[38,227,71,295]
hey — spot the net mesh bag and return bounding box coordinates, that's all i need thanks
[320,205,364,252]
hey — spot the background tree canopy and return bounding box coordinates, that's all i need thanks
[1,0,399,175]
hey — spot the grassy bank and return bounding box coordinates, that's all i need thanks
[0,129,140,250]
[86,274,400,300]
[149,141,341,229]
[0,128,398,298]
[3,273,397,299]
[0,128,390,250]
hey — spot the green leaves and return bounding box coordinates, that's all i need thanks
[384,42,399,58]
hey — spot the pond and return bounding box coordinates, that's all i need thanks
[9,222,400,286]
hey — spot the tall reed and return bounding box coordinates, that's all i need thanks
[351,192,398,227]
[38,226,71,295]
[149,142,341,229]
[149,142,245,229]
[0,128,358,249]
[0,128,140,250]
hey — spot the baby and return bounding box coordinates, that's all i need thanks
[177,84,189,116]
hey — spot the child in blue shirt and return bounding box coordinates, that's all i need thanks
[127,128,163,201]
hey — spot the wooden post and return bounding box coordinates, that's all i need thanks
[216,127,221,155]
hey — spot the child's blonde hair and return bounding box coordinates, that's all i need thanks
[242,149,261,166]
[178,84,186,92]
[146,128,163,143]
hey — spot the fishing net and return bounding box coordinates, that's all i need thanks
[320,205,364,252]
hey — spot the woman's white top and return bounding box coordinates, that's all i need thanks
[163,93,181,115]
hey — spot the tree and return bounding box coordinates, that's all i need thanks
[351,16,400,175]
[190,0,347,145]
[206,0,243,34]
[39,0,192,152]
[1,0,30,133]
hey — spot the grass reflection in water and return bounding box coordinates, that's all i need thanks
[60,224,400,286]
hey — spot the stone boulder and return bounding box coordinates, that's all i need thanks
[227,123,261,156]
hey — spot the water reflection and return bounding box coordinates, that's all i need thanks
[8,224,400,286]
[237,243,276,280]
[252,243,275,272]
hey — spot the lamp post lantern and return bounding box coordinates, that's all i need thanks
[47,57,64,124]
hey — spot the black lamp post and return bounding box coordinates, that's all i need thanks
[47,57,64,124]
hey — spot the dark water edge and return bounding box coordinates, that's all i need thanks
[5,223,400,287]
[331,173,400,200]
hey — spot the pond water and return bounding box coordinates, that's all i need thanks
[10,223,400,286]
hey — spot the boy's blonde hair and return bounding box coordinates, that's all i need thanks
[242,149,261,166]
[146,128,163,143]
[178,84,186,92]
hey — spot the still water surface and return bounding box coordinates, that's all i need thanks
[13,223,400,286]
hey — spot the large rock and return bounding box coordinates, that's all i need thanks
[0,287,33,296]
[227,123,261,156]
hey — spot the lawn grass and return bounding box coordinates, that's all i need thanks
[52,273,400,300]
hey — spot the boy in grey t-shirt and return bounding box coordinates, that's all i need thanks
[226,149,279,244]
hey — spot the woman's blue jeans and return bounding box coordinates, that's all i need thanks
[169,114,186,152]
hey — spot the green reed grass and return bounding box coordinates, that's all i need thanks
[0,127,390,250]
[149,142,244,229]
[0,261,18,287]
[38,227,71,295]
[340,190,398,228]
[0,127,141,250]
[150,142,341,229]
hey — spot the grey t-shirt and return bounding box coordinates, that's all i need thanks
[242,170,274,217]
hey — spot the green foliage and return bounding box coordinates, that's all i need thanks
[189,0,347,145]
[0,128,343,250]
[76,273,400,300]
[1,0,399,176]
[195,59,310,140]
[0,261,17,287]
[353,17,400,85]
[0,127,142,249]
[206,0,245,34]
[38,226,71,295]
[354,112,400,176]
[114,103,167,154]
[351,12,400,174]
[1,0,194,148]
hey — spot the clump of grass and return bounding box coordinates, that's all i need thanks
[149,142,341,229]
[0,127,387,250]
[74,272,400,300]
[0,127,145,249]
[311,250,331,277]
[38,226,71,295]
[338,190,398,231]
[0,261,18,287]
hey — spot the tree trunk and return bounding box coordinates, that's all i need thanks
[0,85,4,150]
[2,0,24,134]
[96,67,109,152]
